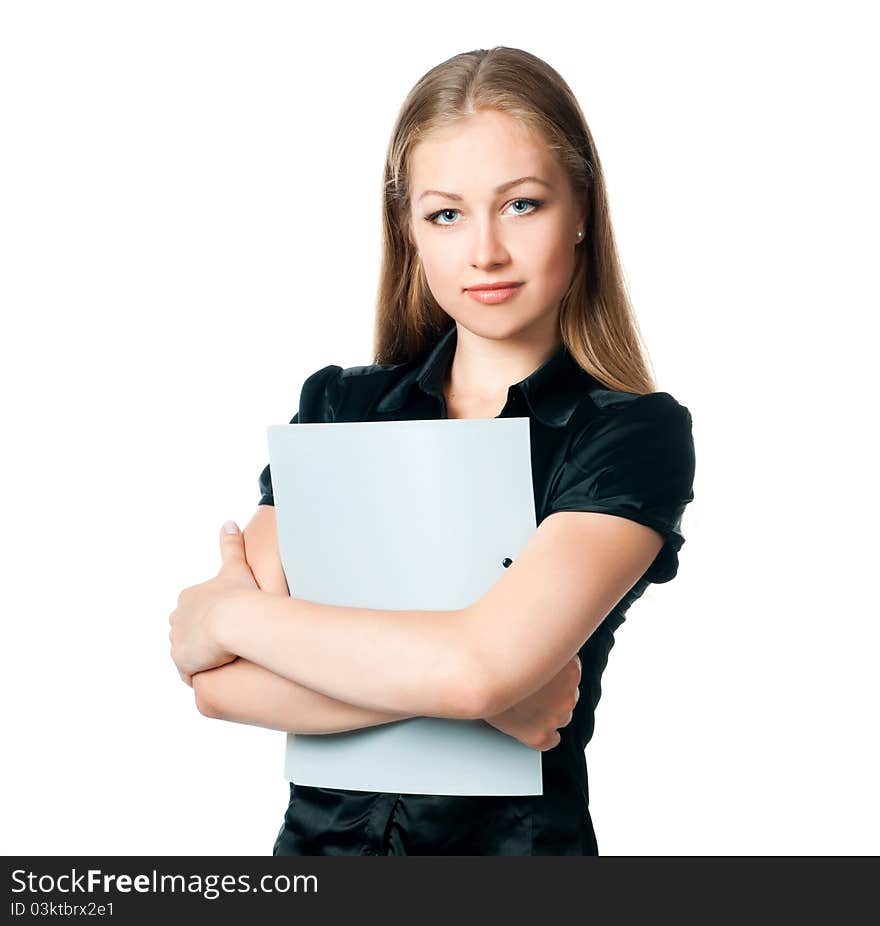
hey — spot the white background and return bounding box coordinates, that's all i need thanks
[2,1,877,856]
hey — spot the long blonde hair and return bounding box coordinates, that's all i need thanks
[373,46,656,395]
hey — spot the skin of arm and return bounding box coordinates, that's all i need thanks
[194,656,415,733]
[192,506,415,732]
[208,508,666,721]
[193,506,580,750]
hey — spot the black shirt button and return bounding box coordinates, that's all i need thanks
[502,557,513,568]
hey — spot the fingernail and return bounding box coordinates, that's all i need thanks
[222,520,239,535]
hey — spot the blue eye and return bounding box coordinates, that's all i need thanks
[508,198,538,215]
[429,208,461,226]
[425,198,543,227]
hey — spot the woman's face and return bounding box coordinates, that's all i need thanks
[408,109,587,343]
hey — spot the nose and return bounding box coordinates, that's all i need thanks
[469,217,510,270]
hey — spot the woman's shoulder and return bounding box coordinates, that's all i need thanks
[576,385,693,440]
[565,386,695,476]
[587,385,690,418]
[297,359,416,423]
[550,386,696,586]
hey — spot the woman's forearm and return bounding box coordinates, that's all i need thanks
[193,658,416,734]
[211,590,482,720]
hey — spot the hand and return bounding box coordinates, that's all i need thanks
[169,521,260,685]
[484,654,581,751]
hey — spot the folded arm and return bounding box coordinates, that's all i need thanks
[206,507,666,721]
[193,655,414,733]
[466,510,664,716]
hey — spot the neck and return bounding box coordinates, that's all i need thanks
[444,320,563,402]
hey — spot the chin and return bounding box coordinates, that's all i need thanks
[455,305,553,342]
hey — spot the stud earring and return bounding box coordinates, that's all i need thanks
[575,230,583,241]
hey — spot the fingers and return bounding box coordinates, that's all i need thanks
[219,521,248,568]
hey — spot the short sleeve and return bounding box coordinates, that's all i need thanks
[546,392,696,585]
[257,412,298,506]
[257,364,342,507]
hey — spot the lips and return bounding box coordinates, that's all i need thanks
[465,283,524,305]
[465,282,523,292]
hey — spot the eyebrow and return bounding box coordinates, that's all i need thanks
[417,176,554,202]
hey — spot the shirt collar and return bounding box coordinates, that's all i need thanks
[375,323,594,428]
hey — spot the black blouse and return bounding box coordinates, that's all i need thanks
[257,323,696,856]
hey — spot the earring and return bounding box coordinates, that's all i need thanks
[575,230,583,241]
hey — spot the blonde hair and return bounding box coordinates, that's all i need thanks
[373,46,657,395]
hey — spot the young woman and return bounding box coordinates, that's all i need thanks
[169,46,696,856]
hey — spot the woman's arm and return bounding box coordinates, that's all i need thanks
[196,507,581,747]
[208,509,666,720]
[191,506,415,733]
[210,590,476,720]
[193,657,414,733]
[195,654,580,752]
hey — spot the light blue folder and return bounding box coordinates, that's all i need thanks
[267,418,543,796]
